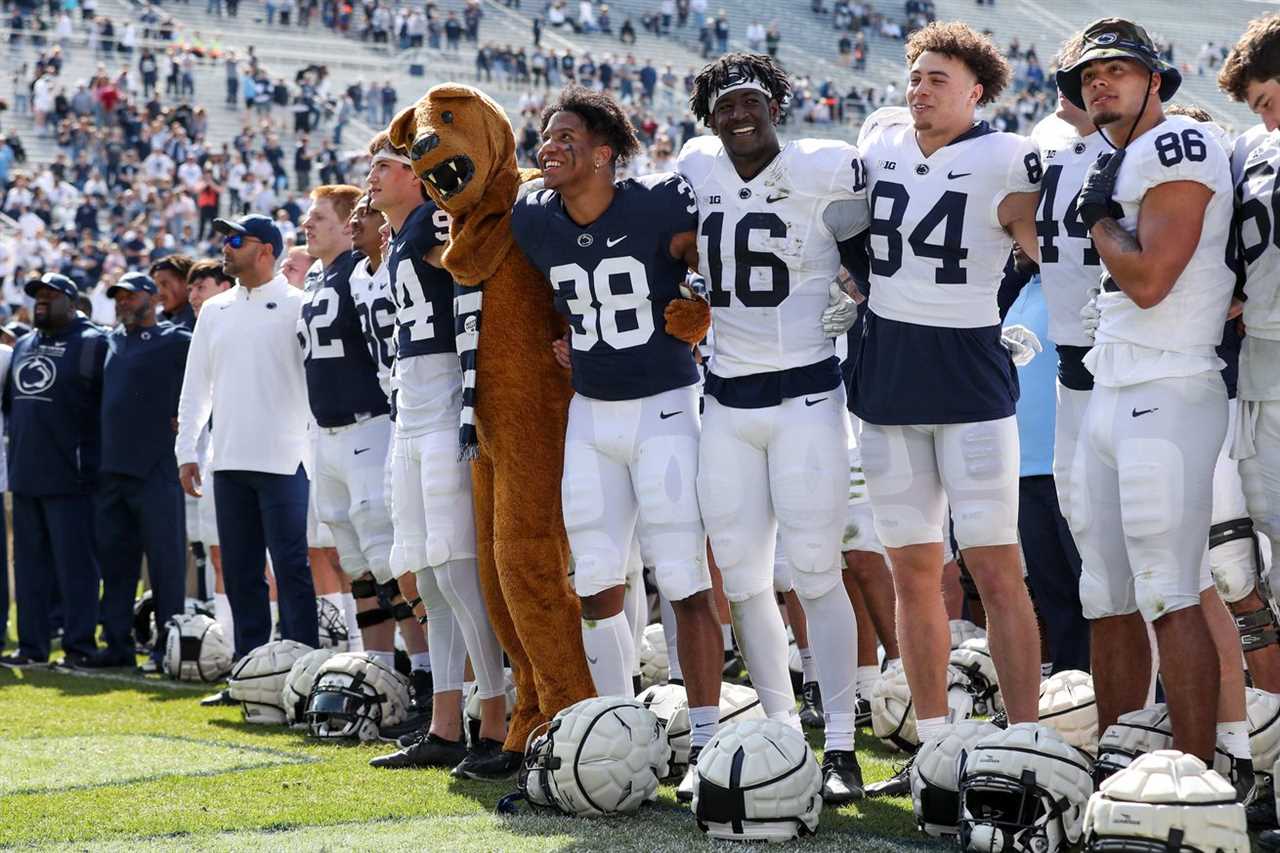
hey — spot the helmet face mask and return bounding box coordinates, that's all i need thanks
[306,679,383,739]
[302,653,410,741]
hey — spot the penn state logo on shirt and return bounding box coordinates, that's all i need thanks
[578,234,593,248]
[15,355,57,396]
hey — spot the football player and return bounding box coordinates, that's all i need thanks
[348,196,395,401]
[850,21,1045,756]
[364,133,509,779]
[511,85,724,793]
[1057,17,1235,762]
[679,52,869,803]
[296,185,401,666]
[1220,14,1280,692]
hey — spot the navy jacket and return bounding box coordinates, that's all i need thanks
[100,321,192,479]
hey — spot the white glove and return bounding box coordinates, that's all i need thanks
[1080,282,1101,343]
[821,280,858,337]
[1000,324,1043,368]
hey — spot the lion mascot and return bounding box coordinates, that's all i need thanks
[387,84,596,754]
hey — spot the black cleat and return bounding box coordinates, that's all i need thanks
[199,688,237,707]
[379,709,431,743]
[799,681,824,729]
[79,649,136,669]
[1231,757,1256,805]
[1261,829,1280,853]
[865,756,913,797]
[854,696,872,728]
[1249,776,1277,828]
[370,732,468,769]
[0,653,45,669]
[821,749,865,804]
[52,652,95,670]
[453,739,522,781]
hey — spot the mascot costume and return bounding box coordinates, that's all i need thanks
[388,84,593,754]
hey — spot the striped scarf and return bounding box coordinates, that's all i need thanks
[454,283,484,461]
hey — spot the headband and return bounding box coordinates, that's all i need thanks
[372,149,414,167]
[712,77,773,110]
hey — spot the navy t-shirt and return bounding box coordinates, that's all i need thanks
[512,172,701,400]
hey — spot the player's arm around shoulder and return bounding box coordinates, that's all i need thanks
[996,133,1044,263]
[661,171,710,346]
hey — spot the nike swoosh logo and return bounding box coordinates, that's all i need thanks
[606,236,626,247]
[804,397,828,407]
[766,193,789,203]
[659,410,683,420]
[354,447,372,455]
[1130,407,1159,418]
[585,655,598,664]
[947,171,972,180]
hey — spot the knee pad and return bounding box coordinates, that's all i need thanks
[351,573,379,600]
[1209,517,1261,604]
[569,535,629,599]
[356,605,392,628]
[792,564,842,600]
[1236,606,1280,654]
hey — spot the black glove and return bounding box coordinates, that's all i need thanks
[1078,149,1125,230]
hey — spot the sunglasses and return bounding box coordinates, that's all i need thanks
[222,234,262,249]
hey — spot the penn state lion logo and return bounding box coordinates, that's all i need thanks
[15,355,57,396]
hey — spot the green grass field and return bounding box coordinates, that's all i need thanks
[0,657,937,852]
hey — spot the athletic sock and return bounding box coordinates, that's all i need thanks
[916,715,951,744]
[729,589,794,717]
[269,600,279,633]
[689,705,719,751]
[799,646,817,684]
[434,559,505,699]
[367,650,396,669]
[213,593,235,639]
[581,612,636,697]
[722,621,734,651]
[1217,720,1251,759]
[1041,661,1054,678]
[339,593,363,651]
[410,651,432,673]
[824,711,856,752]
[856,665,880,700]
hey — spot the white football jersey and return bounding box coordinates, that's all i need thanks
[1032,115,1108,347]
[350,254,395,402]
[1086,115,1235,387]
[1233,124,1280,401]
[859,114,1040,328]
[676,135,868,379]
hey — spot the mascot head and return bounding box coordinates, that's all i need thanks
[388,83,518,217]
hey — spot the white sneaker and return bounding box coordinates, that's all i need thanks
[676,745,702,803]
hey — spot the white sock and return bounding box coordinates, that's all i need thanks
[769,709,803,732]
[625,574,644,679]
[689,705,719,751]
[798,584,858,719]
[721,622,734,651]
[340,593,363,651]
[1041,661,1054,678]
[410,651,432,673]
[856,665,879,700]
[916,715,951,744]
[799,647,817,684]
[659,594,682,681]
[463,679,476,699]
[368,650,396,669]
[823,711,856,752]
[1217,721,1251,759]
[214,593,235,639]
[434,559,505,699]
[269,600,279,631]
[581,612,635,698]
[729,589,794,718]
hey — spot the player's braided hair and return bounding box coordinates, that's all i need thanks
[1220,13,1280,103]
[690,52,792,126]
[540,85,641,167]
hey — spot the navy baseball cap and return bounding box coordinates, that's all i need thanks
[106,271,159,298]
[25,272,78,299]
[213,214,284,258]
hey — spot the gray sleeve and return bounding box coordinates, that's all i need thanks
[822,198,871,242]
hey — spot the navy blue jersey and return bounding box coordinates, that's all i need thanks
[512,172,701,400]
[160,301,196,330]
[388,201,456,359]
[298,249,391,427]
[4,316,107,496]
[101,321,191,479]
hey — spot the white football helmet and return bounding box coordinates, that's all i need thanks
[132,591,157,652]
[637,682,688,777]
[1095,705,1174,786]
[912,719,1002,837]
[162,613,233,682]
[638,623,669,689]
[518,696,670,816]
[693,718,823,842]
[871,661,974,753]
[667,682,766,770]
[1247,687,1280,779]
[315,597,350,651]
[950,638,1002,716]
[227,639,313,724]
[463,668,516,746]
[304,652,411,741]
[959,723,1094,853]
[1039,670,1099,757]
[282,648,336,727]
[950,619,987,650]
[1082,750,1248,853]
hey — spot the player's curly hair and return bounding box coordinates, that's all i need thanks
[689,52,792,126]
[1055,31,1086,70]
[905,22,1010,106]
[1220,14,1280,103]
[1166,104,1213,122]
[540,85,641,168]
